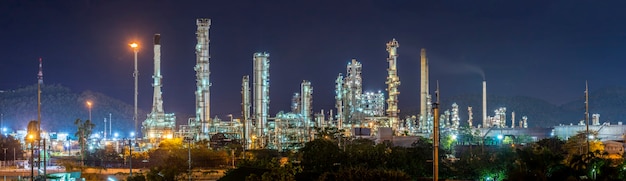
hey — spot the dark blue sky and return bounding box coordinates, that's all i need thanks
[2,0,626,121]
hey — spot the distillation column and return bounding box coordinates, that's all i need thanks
[335,74,344,129]
[385,39,401,132]
[420,49,429,131]
[345,59,363,125]
[253,52,270,148]
[301,80,312,141]
[194,18,211,138]
[241,75,252,149]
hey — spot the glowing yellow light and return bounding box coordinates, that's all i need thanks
[129,43,138,48]
[28,134,34,139]
[86,101,92,107]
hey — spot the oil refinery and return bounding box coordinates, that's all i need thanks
[134,17,615,151]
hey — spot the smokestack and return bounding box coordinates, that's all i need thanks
[483,80,487,128]
[152,34,163,114]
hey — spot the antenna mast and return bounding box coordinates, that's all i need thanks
[585,81,589,153]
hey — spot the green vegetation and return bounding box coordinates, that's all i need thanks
[0,135,25,161]
[219,130,626,181]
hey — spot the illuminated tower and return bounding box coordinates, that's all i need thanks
[301,80,312,141]
[345,59,362,125]
[385,39,400,132]
[143,34,176,139]
[301,80,312,124]
[335,74,344,129]
[253,52,270,148]
[451,103,460,130]
[241,75,252,149]
[467,106,473,128]
[420,49,429,131]
[194,18,211,138]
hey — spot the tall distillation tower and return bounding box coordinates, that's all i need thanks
[420,49,429,131]
[301,80,313,140]
[193,18,211,139]
[143,34,176,139]
[335,74,344,129]
[345,59,363,125]
[253,52,270,148]
[241,75,252,149]
[301,81,313,125]
[385,39,400,132]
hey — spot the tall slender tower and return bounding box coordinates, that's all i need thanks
[241,75,251,149]
[345,59,363,125]
[194,18,211,137]
[482,80,487,128]
[143,34,176,139]
[253,52,270,148]
[420,49,429,131]
[385,39,400,131]
[301,80,313,140]
[335,74,344,129]
[152,34,164,115]
[37,57,43,176]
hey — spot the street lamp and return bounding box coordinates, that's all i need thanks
[129,42,139,138]
[86,101,92,121]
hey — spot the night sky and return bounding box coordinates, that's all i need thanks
[2,1,626,123]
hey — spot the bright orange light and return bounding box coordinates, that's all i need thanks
[86,101,92,107]
[129,43,138,48]
[28,134,34,140]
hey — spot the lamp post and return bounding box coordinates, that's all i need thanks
[86,101,92,121]
[129,42,139,137]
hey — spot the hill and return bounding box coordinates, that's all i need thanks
[560,86,626,125]
[0,84,145,135]
[438,94,578,128]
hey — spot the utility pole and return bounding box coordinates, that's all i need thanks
[2,148,6,168]
[30,143,34,181]
[187,137,192,181]
[43,138,46,177]
[128,139,133,177]
[433,81,440,181]
[37,57,43,179]
[585,81,590,153]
